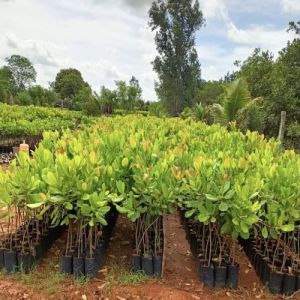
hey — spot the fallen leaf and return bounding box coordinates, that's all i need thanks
[99,268,108,274]
[97,283,106,289]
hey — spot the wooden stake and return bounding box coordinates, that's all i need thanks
[278,111,286,146]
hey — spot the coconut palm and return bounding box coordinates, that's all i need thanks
[212,78,252,125]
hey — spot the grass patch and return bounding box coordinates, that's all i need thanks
[104,263,150,291]
[7,259,67,295]
[74,275,90,285]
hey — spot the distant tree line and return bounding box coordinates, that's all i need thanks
[0,55,148,115]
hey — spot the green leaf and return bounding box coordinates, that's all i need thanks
[282,224,295,232]
[27,202,44,209]
[121,157,129,167]
[232,218,239,226]
[224,190,235,200]
[262,227,268,238]
[116,180,125,194]
[250,192,259,200]
[240,221,249,234]
[219,202,229,212]
[240,231,250,239]
[223,181,230,194]
[36,205,50,220]
[115,204,128,214]
[65,202,73,210]
[251,201,261,212]
[221,222,232,234]
[80,204,91,215]
[97,216,108,226]
[198,214,209,222]
[205,194,218,201]
[45,172,57,186]
[185,209,195,218]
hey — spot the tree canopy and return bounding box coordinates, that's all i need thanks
[5,54,36,94]
[149,0,204,115]
[54,68,89,101]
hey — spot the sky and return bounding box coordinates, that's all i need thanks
[0,0,299,101]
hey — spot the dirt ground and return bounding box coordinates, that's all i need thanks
[0,212,299,300]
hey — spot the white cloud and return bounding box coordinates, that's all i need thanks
[4,33,70,67]
[226,23,294,54]
[199,0,222,19]
[281,0,300,14]
[197,45,255,80]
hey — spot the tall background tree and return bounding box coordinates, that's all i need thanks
[5,55,36,94]
[149,0,204,116]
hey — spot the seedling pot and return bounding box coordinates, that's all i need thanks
[142,256,153,276]
[296,270,300,291]
[282,273,296,296]
[214,265,227,288]
[95,246,104,268]
[132,254,142,273]
[73,256,85,278]
[60,255,73,275]
[226,264,239,289]
[4,250,17,273]
[153,255,162,277]
[0,248,5,268]
[200,264,215,288]
[268,270,284,294]
[85,257,98,278]
[33,243,43,261]
[262,262,270,285]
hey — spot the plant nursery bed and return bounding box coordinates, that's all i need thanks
[0,213,298,299]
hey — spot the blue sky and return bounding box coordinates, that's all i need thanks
[0,0,299,100]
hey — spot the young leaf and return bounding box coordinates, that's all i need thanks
[185,209,195,218]
[219,202,229,212]
[282,224,295,232]
[116,180,125,194]
[262,226,268,238]
[27,202,44,209]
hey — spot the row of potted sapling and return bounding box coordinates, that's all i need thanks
[61,208,118,278]
[0,206,64,273]
[131,214,164,277]
[241,228,300,296]
[179,208,239,289]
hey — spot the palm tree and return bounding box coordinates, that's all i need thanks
[194,102,207,121]
[212,78,262,127]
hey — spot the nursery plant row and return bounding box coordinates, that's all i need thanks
[0,116,299,294]
[0,103,87,140]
